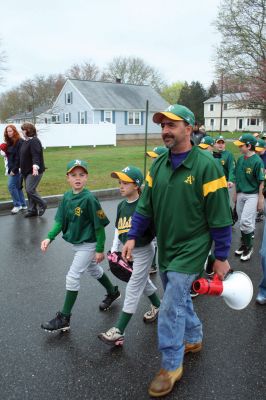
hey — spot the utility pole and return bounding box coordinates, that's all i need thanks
[219,70,224,132]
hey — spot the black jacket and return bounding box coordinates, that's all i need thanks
[7,138,24,174]
[20,137,45,176]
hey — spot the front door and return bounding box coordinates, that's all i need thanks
[239,119,243,129]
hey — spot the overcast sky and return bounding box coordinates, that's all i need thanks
[0,0,222,94]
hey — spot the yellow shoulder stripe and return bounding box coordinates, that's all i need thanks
[203,176,227,197]
[146,171,153,187]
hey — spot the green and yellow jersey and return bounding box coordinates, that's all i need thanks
[219,150,235,182]
[235,154,264,194]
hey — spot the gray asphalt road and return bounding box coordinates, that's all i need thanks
[0,199,265,400]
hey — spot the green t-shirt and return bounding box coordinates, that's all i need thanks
[55,189,109,244]
[116,198,154,247]
[136,146,232,274]
[235,154,264,194]
[219,150,235,182]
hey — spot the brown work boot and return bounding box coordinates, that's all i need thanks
[184,341,202,354]
[148,366,183,397]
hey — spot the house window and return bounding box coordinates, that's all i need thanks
[66,92,73,104]
[223,118,228,126]
[104,111,112,123]
[250,118,257,126]
[51,115,60,123]
[128,111,141,125]
[223,103,228,110]
[64,113,70,123]
[210,118,214,128]
[210,104,214,111]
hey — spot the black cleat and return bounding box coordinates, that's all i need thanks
[38,204,47,216]
[99,286,121,311]
[41,311,70,332]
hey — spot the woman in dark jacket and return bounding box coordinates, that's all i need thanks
[3,125,27,214]
[20,122,47,218]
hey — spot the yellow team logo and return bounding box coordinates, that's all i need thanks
[221,160,225,165]
[118,216,132,234]
[184,175,195,185]
[97,209,106,219]
[246,168,252,174]
[74,207,82,217]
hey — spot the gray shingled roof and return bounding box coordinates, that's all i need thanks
[204,92,248,104]
[69,79,169,111]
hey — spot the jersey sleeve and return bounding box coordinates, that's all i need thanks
[254,158,265,182]
[136,169,154,218]
[202,160,233,228]
[54,197,65,224]
[89,196,110,230]
[227,153,236,183]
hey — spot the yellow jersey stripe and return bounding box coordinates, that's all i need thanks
[118,228,130,234]
[146,171,153,187]
[203,176,227,197]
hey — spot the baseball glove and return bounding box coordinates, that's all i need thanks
[107,251,133,282]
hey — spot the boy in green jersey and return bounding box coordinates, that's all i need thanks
[123,104,232,397]
[98,166,161,346]
[213,135,235,188]
[40,159,120,333]
[234,134,265,261]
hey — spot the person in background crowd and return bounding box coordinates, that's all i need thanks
[3,125,27,214]
[20,122,47,218]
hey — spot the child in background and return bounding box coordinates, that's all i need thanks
[0,143,8,175]
[98,166,161,346]
[41,159,120,333]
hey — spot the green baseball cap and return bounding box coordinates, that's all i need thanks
[234,133,257,147]
[66,159,88,174]
[198,136,215,149]
[255,138,266,151]
[215,135,225,143]
[111,165,143,187]
[153,104,195,126]
[146,146,168,158]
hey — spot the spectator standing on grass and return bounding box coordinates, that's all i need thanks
[20,122,47,218]
[3,125,27,214]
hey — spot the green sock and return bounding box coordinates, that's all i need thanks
[148,292,161,308]
[243,232,253,248]
[61,290,78,316]
[98,273,115,294]
[115,311,133,334]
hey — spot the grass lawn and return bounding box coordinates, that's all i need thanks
[0,139,242,202]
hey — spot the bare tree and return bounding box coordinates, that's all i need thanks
[214,0,266,118]
[66,61,100,81]
[104,56,164,91]
[0,38,7,86]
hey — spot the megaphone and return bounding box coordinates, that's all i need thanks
[192,271,253,310]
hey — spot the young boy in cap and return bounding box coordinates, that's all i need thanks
[234,134,265,261]
[198,135,215,152]
[98,166,160,346]
[40,159,120,332]
[213,135,235,189]
[146,146,168,274]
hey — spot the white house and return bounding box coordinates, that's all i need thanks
[204,93,265,132]
[6,105,57,124]
[51,79,169,136]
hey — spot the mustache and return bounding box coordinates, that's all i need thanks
[162,134,175,140]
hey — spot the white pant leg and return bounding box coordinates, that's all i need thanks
[123,243,156,314]
[238,193,258,234]
[66,243,103,291]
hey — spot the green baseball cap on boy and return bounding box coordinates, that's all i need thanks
[234,133,257,147]
[111,165,143,187]
[198,136,215,149]
[255,138,266,152]
[153,104,195,126]
[215,135,225,143]
[146,146,168,158]
[66,159,88,174]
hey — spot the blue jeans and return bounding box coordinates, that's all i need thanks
[8,174,26,207]
[158,271,203,371]
[259,222,266,297]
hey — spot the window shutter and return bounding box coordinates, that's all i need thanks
[78,112,80,124]
[69,113,71,123]
[141,111,144,125]
[63,113,65,123]
[112,111,115,123]
[71,92,73,104]
[124,111,128,125]
[64,93,67,104]
[85,111,87,124]
[101,110,104,122]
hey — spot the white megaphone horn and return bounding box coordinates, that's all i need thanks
[192,271,253,310]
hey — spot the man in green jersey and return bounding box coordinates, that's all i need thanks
[234,134,265,261]
[122,104,233,397]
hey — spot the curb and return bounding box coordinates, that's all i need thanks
[0,188,121,216]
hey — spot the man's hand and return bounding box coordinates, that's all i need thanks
[95,252,104,263]
[212,259,231,280]
[257,194,264,212]
[41,239,51,252]
[122,239,136,262]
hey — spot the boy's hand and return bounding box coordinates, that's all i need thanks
[257,195,264,212]
[95,252,104,263]
[41,239,51,252]
[122,239,135,262]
